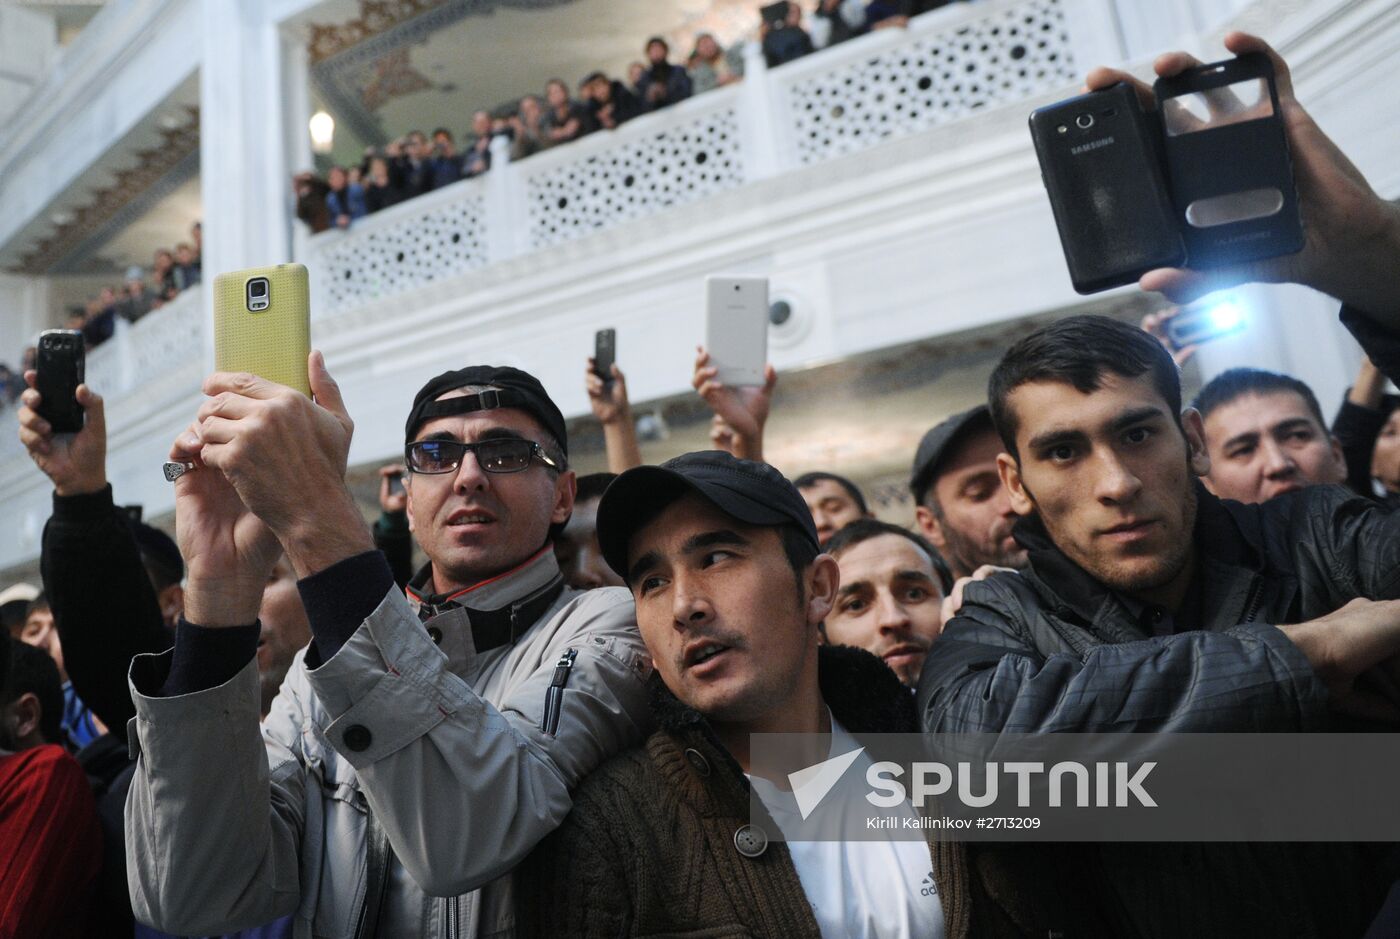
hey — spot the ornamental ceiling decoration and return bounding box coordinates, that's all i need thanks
[357,47,433,112]
[15,107,200,275]
[307,0,577,147]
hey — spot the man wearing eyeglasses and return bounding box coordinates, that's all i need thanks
[124,359,652,937]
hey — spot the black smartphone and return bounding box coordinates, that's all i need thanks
[1155,53,1303,268]
[594,328,616,384]
[387,474,406,497]
[1030,83,1185,294]
[35,329,85,434]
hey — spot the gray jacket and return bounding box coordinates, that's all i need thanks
[918,483,1400,734]
[125,550,651,938]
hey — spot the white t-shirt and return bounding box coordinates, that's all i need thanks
[750,714,945,939]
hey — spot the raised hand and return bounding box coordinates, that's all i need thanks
[585,360,632,426]
[1140,307,1197,368]
[378,463,408,514]
[16,374,108,496]
[691,346,777,459]
[194,351,372,578]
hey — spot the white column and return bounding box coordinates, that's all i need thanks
[199,6,293,272]
[738,41,786,180]
[0,273,52,354]
[485,135,526,262]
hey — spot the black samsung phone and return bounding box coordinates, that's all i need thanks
[1155,52,1303,267]
[35,329,85,433]
[1030,83,1185,294]
[594,328,616,384]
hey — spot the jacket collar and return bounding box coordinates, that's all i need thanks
[1012,480,1267,632]
[647,644,918,811]
[406,545,560,618]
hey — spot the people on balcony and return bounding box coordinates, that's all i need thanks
[581,71,644,131]
[541,77,595,147]
[363,156,401,212]
[325,165,368,229]
[636,36,693,110]
[687,33,744,94]
[511,94,546,160]
[172,243,200,291]
[429,128,465,189]
[462,111,495,178]
[151,247,178,300]
[762,1,815,67]
[118,267,154,324]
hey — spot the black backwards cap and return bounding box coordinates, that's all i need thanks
[597,450,820,580]
[405,366,568,457]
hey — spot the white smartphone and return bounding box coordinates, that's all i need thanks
[704,276,769,387]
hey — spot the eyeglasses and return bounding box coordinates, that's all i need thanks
[405,438,560,475]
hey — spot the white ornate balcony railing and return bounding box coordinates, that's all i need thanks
[82,288,206,405]
[302,0,1106,319]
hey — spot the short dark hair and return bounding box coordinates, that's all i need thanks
[575,472,617,503]
[581,71,608,87]
[26,593,49,618]
[431,127,453,140]
[989,314,1182,460]
[646,36,668,52]
[794,472,870,515]
[6,639,63,747]
[1192,367,1328,429]
[824,518,954,594]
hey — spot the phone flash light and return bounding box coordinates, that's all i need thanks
[1207,299,1245,332]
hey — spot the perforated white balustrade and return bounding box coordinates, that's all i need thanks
[315,191,488,315]
[524,104,746,250]
[781,0,1078,164]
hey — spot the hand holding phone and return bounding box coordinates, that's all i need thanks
[17,359,109,497]
[34,329,86,433]
[378,463,407,513]
[1077,32,1395,310]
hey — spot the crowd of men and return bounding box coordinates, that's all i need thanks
[293,0,959,232]
[3,30,1400,939]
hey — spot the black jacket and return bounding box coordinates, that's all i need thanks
[919,482,1400,734]
[40,485,173,741]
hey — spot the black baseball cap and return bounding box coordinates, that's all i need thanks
[909,405,995,503]
[404,365,568,456]
[597,451,820,580]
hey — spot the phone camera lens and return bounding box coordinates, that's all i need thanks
[250,280,268,297]
[733,284,740,292]
[1075,114,1095,130]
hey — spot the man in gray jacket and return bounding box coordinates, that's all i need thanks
[125,363,651,937]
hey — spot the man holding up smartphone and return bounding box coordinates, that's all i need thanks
[918,31,1400,935]
[124,358,651,937]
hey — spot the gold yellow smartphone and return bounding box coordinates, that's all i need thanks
[213,263,312,396]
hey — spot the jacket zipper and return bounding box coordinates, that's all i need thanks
[1241,580,1263,624]
[540,648,578,736]
[445,895,459,939]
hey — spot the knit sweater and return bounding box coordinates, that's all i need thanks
[514,644,972,937]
